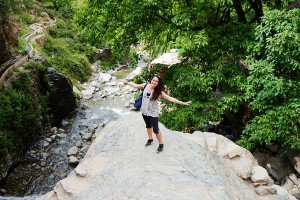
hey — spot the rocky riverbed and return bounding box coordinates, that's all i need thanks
[0,64,140,198]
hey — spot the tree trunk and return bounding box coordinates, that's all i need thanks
[247,0,264,23]
[233,0,247,23]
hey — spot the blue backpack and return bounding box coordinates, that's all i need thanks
[134,84,147,109]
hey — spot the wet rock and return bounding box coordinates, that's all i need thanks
[41,153,49,160]
[0,188,7,193]
[57,133,67,138]
[45,138,52,143]
[67,146,79,156]
[79,124,89,133]
[76,140,82,147]
[58,128,65,133]
[40,160,46,167]
[68,156,79,166]
[50,135,56,140]
[81,89,94,100]
[98,72,112,83]
[82,133,92,141]
[51,127,58,134]
[42,141,50,147]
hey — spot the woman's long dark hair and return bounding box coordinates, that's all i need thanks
[151,74,164,101]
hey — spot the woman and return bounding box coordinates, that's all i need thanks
[124,74,191,153]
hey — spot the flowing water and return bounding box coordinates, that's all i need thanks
[0,68,134,199]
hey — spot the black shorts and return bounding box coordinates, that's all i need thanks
[142,114,159,134]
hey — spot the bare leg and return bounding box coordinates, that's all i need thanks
[155,130,163,144]
[146,128,153,139]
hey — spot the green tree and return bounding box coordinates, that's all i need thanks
[76,0,261,130]
[76,0,277,59]
[77,0,298,149]
[238,9,300,149]
[44,0,74,18]
[0,0,22,17]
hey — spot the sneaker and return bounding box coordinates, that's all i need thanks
[145,139,153,147]
[157,144,164,153]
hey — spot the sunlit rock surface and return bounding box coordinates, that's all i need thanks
[38,112,295,200]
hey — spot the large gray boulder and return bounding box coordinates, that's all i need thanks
[38,112,294,200]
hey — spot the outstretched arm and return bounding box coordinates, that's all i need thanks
[124,80,146,90]
[161,91,191,106]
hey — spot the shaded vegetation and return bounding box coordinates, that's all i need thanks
[0,0,96,149]
[0,71,49,150]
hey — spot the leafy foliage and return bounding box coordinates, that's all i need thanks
[0,72,49,150]
[44,0,74,18]
[158,23,254,132]
[42,18,94,82]
[238,9,300,148]
[76,0,300,150]
[0,0,18,17]
[76,0,262,63]
[24,61,47,71]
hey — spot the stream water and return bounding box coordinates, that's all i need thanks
[0,68,134,199]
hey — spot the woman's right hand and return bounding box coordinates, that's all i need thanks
[182,101,192,106]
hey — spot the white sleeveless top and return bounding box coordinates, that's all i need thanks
[141,84,160,117]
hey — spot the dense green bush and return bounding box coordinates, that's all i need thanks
[42,18,94,82]
[24,61,47,71]
[44,0,74,18]
[0,72,48,149]
[44,36,91,82]
[19,13,34,24]
[16,36,28,55]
